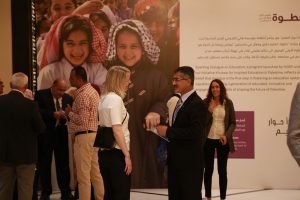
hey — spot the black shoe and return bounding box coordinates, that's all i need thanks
[39,194,50,200]
[61,192,75,200]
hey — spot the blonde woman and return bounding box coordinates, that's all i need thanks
[98,66,132,200]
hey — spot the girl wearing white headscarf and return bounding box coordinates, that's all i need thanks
[106,19,171,188]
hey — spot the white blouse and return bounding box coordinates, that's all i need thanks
[98,92,130,150]
[208,104,225,139]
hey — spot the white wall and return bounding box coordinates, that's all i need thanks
[182,0,300,189]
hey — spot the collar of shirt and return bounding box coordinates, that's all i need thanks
[11,89,25,96]
[181,89,195,104]
[53,96,62,101]
[74,83,91,97]
[53,96,62,108]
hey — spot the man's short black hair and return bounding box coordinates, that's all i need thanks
[174,66,194,85]
[72,66,87,82]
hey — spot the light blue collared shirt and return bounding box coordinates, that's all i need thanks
[180,89,196,104]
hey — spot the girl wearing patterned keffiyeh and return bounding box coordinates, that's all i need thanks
[105,19,171,188]
[37,15,107,91]
[89,11,112,42]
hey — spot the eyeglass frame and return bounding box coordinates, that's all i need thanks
[172,77,188,82]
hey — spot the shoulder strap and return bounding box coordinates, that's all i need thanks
[99,95,127,125]
[122,112,127,124]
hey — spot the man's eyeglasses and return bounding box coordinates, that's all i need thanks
[172,78,187,82]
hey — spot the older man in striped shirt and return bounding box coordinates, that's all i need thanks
[65,66,104,200]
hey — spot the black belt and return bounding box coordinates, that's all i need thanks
[75,130,95,136]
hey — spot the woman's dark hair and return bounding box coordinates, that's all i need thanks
[206,79,228,104]
[59,15,93,60]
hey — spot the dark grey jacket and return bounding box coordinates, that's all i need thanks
[0,91,45,164]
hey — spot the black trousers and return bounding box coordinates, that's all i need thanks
[38,125,71,196]
[168,164,203,200]
[99,149,131,200]
[204,138,229,199]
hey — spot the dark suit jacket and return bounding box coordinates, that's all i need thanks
[166,91,207,170]
[0,91,46,165]
[34,88,73,131]
[204,98,236,152]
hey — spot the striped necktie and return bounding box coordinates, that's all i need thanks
[172,98,183,124]
[55,98,61,111]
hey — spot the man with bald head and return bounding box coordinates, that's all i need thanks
[35,79,74,200]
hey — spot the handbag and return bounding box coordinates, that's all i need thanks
[94,112,127,149]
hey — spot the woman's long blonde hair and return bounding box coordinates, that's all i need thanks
[102,66,130,99]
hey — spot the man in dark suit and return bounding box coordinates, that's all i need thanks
[35,79,74,200]
[0,72,46,200]
[156,66,207,200]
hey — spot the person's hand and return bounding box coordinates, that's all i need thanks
[64,104,72,116]
[208,98,218,113]
[220,135,227,145]
[53,110,65,120]
[24,89,34,100]
[72,0,103,15]
[145,112,160,130]
[156,125,167,137]
[124,155,132,175]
